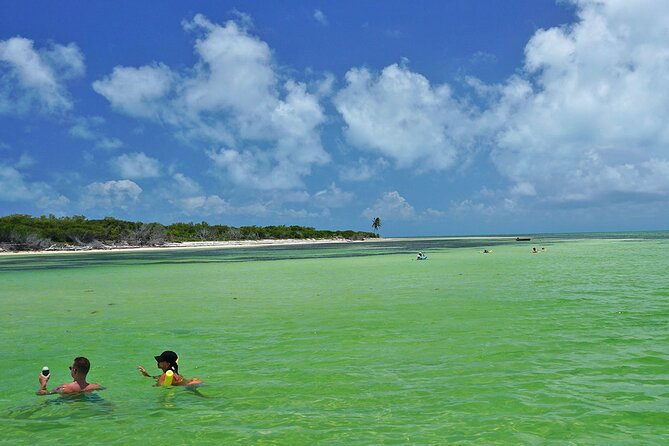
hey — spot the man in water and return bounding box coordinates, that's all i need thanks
[37,356,102,395]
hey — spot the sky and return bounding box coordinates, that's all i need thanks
[1,0,668,236]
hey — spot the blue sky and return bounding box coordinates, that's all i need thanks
[1,1,668,236]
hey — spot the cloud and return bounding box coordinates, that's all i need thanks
[234,202,269,216]
[0,36,84,114]
[0,164,43,201]
[82,179,142,210]
[173,194,229,215]
[335,63,478,171]
[92,64,173,119]
[489,0,669,203]
[333,0,669,211]
[314,72,335,98]
[273,190,310,203]
[313,183,353,209]
[171,173,201,195]
[469,51,498,65]
[179,16,277,126]
[170,194,276,217]
[510,182,537,197]
[362,191,417,220]
[96,137,123,150]
[69,116,123,150]
[313,10,328,26]
[0,163,69,209]
[425,208,445,217]
[274,207,320,219]
[339,157,389,182]
[449,199,496,216]
[15,153,35,169]
[42,42,85,79]
[207,147,300,190]
[94,14,329,190]
[69,116,104,140]
[109,152,162,179]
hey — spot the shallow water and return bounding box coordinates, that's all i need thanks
[1,234,668,444]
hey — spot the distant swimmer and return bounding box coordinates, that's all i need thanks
[532,247,538,253]
[37,356,102,395]
[416,251,427,260]
[482,249,492,254]
[137,350,202,386]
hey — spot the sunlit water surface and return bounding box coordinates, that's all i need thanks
[1,234,668,444]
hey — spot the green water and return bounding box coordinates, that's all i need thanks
[1,235,668,444]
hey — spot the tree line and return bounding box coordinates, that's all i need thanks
[0,214,378,251]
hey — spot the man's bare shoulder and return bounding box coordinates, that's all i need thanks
[84,383,102,392]
[59,382,102,394]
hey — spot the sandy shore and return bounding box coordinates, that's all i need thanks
[0,237,395,256]
[0,235,525,256]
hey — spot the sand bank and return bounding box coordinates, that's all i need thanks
[0,237,394,256]
[0,235,527,256]
[0,236,513,256]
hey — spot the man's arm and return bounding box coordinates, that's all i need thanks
[36,386,64,395]
[36,373,65,395]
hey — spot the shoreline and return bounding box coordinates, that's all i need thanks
[0,238,386,256]
[0,235,522,256]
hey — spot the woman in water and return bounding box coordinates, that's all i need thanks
[137,350,202,386]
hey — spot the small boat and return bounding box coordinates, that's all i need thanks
[515,237,531,241]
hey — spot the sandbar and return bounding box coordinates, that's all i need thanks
[0,235,530,256]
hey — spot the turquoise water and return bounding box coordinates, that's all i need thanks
[1,234,668,444]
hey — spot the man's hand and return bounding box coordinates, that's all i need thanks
[38,372,50,394]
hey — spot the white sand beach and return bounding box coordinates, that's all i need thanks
[0,237,392,256]
[0,235,523,256]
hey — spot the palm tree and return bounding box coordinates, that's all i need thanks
[371,217,381,236]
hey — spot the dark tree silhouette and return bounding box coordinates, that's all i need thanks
[372,217,381,235]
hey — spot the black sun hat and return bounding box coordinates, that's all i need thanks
[154,351,179,372]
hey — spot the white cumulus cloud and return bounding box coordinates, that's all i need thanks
[490,0,669,204]
[335,63,478,171]
[0,37,84,114]
[0,164,69,209]
[362,191,417,220]
[174,195,229,215]
[313,183,353,209]
[110,152,162,179]
[94,14,329,191]
[0,162,69,211]
[82,179,142,210]
[92,64,173,119]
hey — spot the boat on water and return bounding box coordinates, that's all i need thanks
[515,237,531,241]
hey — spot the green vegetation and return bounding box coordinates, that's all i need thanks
[0,214,377,251]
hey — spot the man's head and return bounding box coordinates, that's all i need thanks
[70,357,91,377]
